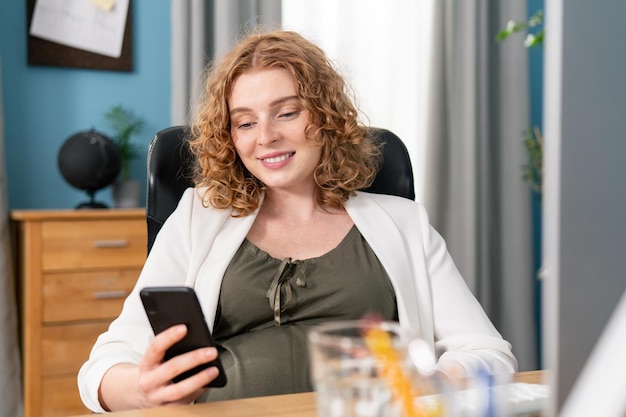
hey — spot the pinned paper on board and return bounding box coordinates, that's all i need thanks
[29,0,129,58]
[91,0,117,12]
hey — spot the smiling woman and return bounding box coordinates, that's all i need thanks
[77,28,516,413]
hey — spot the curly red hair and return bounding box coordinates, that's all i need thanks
[189,28,381,216]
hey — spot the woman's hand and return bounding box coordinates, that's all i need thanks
[137,324,220,406]
[99,324,222,411]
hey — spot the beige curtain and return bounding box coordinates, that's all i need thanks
[425,0,538,370]
[170,0,281,126]
[281,0,433,202]
[0,59,23,417]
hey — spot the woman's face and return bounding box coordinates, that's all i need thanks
[228,68,321,194]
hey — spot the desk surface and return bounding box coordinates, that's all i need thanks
[70,370,545,417]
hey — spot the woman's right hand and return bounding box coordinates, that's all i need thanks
[98,324,222,411]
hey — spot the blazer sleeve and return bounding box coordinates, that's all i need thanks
[419,204,518,375]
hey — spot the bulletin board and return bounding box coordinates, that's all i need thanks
[26,0,133,72]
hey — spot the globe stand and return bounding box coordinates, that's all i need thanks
[75,189,108,209]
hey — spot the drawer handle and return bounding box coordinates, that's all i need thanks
[92,240,129,248]
[93,290,128,300]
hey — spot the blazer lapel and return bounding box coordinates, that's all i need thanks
[346,192,421,330]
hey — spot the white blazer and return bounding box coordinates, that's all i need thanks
[78,189,517,412]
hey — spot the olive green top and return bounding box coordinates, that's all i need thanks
[202,225,397,402]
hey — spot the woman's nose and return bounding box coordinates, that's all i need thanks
[257,121,279,146]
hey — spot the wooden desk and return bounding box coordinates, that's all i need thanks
[69,370,545,417]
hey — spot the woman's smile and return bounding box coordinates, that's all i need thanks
[260,151,296,166]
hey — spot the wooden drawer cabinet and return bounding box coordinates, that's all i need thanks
[43,269,141,322]
[12,209,146,417]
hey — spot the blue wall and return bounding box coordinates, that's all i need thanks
[527,0,544,368]
[0,1,171,210]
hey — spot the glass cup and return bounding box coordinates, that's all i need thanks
[308,320,426,417]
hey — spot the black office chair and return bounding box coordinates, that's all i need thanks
[146,126,415,253]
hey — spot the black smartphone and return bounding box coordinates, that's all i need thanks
[139,286,227,387]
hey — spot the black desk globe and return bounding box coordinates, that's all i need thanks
[58,129,121,209]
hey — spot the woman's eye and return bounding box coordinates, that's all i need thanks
[237,121,254,129]
[279,110,299,119]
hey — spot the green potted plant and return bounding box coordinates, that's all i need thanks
[105,104,144,208]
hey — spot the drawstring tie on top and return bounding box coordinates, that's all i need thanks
[266,258,307,326]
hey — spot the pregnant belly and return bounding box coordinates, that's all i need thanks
[201,324,315,402]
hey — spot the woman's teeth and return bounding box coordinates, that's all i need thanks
[263,152,294,163]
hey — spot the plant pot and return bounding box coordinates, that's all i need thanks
[112,179,141,208]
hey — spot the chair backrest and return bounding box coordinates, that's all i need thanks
[146,125,415,252]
